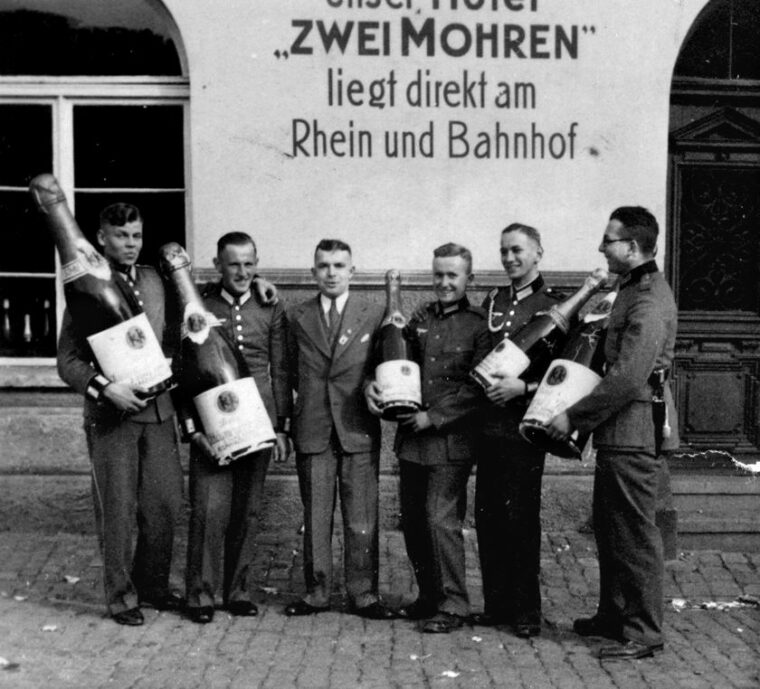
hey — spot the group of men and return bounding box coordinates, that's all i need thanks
[58,202,678,661]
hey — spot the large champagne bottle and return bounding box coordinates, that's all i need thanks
[374,269,422,420]
[519,290,617,458]
[29,173,173,396]
[159,242,275,465]
[471,268,608,389]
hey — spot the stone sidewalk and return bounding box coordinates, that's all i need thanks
[0,523,758,689]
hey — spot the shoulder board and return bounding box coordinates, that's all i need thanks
[638,274,653,291]
[544,287,565,301]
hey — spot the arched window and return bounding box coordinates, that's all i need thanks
[0,0,189,362]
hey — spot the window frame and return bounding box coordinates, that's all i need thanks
[0,75,190,368]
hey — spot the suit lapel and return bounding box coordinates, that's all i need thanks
[299,296,333,359]
[332,295,367,362]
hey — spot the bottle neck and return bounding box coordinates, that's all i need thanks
[382,274,405,327]
[166,264,204,311]
[551,270,607,325]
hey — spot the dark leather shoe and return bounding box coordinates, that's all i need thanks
[352,602,397,620]
[470,612,509,627]
[228,600,258,617]
[513,623,541,638]
[398,600,437,620]
[597,640,663,660]
[422,612,465,634]
[187,606,214,624]
[141,591,186,611]
[112,608,144,626]
[284,600,328,616]
[573,616,620,640]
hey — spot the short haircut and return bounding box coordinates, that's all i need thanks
[217,231,257,255]
[99,202,141,228]
[433,242,473,274]
[609,206,658,256]
[502,222,543,252]
[315,238,352,257]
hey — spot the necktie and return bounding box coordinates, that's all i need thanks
[327,298,339,345]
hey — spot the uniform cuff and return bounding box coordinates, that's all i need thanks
[86,374,111,401]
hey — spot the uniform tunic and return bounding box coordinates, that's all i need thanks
[475,275,565,625]
[184,284,290,609]
[396,297,490,617]
[57,264,183,615]
[567,260,679,647]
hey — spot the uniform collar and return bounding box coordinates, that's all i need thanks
[510,274,544,302]
[220,286,252,306]
[620,260,658,289]
[434,295,470,318]
[111,263,137,282]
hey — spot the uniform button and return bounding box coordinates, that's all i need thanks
[236,315,242,321]
[235,305,240,311]
[238,345,244,351]
[430,356,436,362]
[237,335,243,341]
[509,310,515,316]
[435,335,440,339]
[237,325,243,331]
[134,289,140,296]
[138,301,144,306]
[506,321,511,326]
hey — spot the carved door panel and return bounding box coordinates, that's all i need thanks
[670,152,760,456]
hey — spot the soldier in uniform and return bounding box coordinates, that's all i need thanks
[57,203,185,626]
[368,242,490,633]
[471,223,565,638]
[182,232,291,623]
[545,206,679,660]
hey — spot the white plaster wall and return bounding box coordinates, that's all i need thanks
[165,0,711,273]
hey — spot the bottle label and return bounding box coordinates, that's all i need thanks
[61,239,112,284]
[376,359,422,409]
[193,377,276,466]
[521,359,601,428]
[87,313,173,390]
[471,337,530,388]
[181,304,221,344]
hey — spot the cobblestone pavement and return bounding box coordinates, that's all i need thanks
[0,525,758,689]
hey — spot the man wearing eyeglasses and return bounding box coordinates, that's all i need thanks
[545,206,679,660]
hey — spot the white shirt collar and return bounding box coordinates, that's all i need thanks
[221,287,252,306]
[320,291,349,315]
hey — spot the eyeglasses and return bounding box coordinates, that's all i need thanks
[600,236,631,247]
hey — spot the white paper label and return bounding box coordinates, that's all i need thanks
[472,337,530,386]
[193,377,275,465]
[521,359,601,426]
[87,313,173,390]
[376,359,422,408]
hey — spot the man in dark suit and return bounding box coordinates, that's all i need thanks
[183,232,291,623]
[368,242,490,633]
[57,203,184,626]
[285,239,395,620]
[472,223,566,638]
[546,206,679,660]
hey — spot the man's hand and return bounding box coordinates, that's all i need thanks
[102,382,148,414]
[398,411,433,433]
[485,373,525,406]
[364,380,384,417]
[190,431,217,462]
[273,432,292,463]
[544,411,573,441]
[253,277,278,305]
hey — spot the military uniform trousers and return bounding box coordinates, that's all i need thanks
[295,434,380,609]
[593,449,664,647]
[185,447,271,609]
[399,459,473,618]
[475,434,545,626]
[85,415,183,616]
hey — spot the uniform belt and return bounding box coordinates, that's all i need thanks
[648,367,670,455]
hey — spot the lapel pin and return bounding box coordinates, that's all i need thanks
[338,334,349,346]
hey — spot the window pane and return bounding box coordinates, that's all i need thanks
[74,105,184,188]
[0,104,52,186]
[0,190,54,272]
[0,10,181,76]
[74,191,185,269]
[0,277,56,357]
[674,0,730,79]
